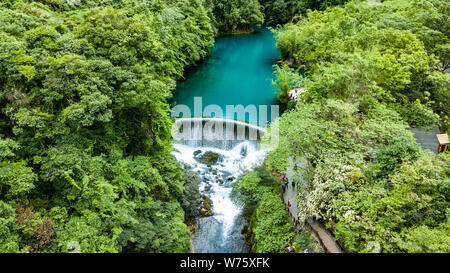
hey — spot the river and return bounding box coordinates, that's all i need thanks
[171,28,280,253]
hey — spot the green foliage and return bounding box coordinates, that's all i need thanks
[265,99,449,252]
[293,232,312,251]
[390,100,439,129]
[180,165,201,219]
[268,0,449,253]
[268,98,449,253]
[0,201,20,252]
[259,0,351,26]
[333,153,450,253]
[119,199,190,253]
[0,0,215,253]
[271,64,305,105]
[275,0,449,129]
[297,0,351,14]
[206,0,264,34]
[233,166,294,253]
[259,0,296,25]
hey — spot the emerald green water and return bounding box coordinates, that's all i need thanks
[171,28,280,125]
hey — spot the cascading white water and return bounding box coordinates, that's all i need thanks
[171,119,267,253]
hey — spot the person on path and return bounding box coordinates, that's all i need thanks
[282,174,288,184]
[281,183,286,193]
[282,174,288,189]
[288,199,291,207]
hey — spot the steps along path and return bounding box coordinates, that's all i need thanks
[282,157,342,253]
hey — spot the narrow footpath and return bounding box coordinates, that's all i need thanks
[281,157,343,253]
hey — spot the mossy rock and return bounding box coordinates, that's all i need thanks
[194,150,202,157]
[199,196,213,217]
[198,152,220,166]
[227,176,234,181]
[204,185,211,192]
[217,179,224,184]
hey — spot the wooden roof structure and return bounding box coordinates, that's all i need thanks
[437,134,450,145]
[436,133,449,153]
[288,88,306,102]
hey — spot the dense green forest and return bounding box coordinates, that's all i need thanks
[0,0,448,254]
[0,0,315,254]
[232,166,295,253]
[267,0,450,253]
[0,0,216,253]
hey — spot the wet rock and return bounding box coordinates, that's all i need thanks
[227,176,234,181]
[212,169,217,175]
[217,179,224,184]
[198,152,220,166]
[199,196,213,217]
[241,225,249,235]
[240,146,248,157]
[204,185,211,192]
[194,150,202,157]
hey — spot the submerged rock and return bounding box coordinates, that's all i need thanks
[240,146,248,157]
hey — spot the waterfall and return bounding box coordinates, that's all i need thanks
[172,117,266,150]
[171,118,267,253]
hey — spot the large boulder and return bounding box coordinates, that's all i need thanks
[197,151,220,166]
[199,196,213,217]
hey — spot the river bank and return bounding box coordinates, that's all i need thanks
[232,164,324,253]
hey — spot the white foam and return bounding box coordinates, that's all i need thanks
[171,140,267,240]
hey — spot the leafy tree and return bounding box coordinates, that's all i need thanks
[333,153,450,253]
[274,0,449,129]
[206,0,264,33]
[271,64,305,105]
[0,0,215,253]
[233,167,295,253]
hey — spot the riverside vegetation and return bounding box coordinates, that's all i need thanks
[0,0,312,254]
[0,0,448,253]
[265,0,450,253]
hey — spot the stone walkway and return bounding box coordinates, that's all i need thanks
[410,127,440,153]
[281,157,342,253]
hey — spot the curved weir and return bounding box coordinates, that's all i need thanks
[172,117,267,150]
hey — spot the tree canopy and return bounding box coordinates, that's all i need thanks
[267,0,450,253]
[0,0,211,253]
[275,0,449,129]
